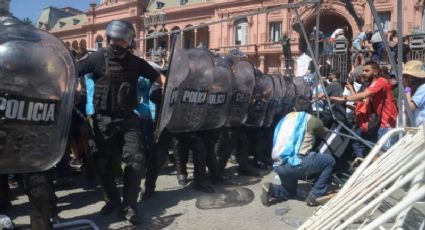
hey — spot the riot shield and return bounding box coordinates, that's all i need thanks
[226,61,255,127]
[263,73,284,127]
[156,35,190,138]
[200,57,232,130]
[244,73,274,127]
[293,76,312,98]
[281,75,297,116]
[0,17,75,173]
[166,48,215,132]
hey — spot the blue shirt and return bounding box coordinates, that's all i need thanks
[412,84,425,126]
[84,74,95,116]
[353,32,367,44]
[134,76,156,120]
[312,83,326,111]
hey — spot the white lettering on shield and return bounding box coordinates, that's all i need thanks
[207,93,227,105]
[0,96,56,122]
[181,90,207,104]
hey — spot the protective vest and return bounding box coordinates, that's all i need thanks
[93,52,138,115]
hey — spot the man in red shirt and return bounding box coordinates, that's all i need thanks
[331,61,398,152]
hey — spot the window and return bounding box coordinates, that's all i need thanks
[374,11,391,31]
[269,21,282,43]
[234,18,248,45]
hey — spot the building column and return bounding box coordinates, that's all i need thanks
[194,28,198,47]
[280,55,285,73]
[259,55,265,73]
[181,31,185,48]
[168,34,171,52]
[87,31,93,49]
[143,34,147,59]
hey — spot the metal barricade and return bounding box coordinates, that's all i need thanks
[299,125,425,229]
[332,36,350,84]
[53,220,99,230]
[408,32,425,63]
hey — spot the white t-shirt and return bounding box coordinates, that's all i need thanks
[331,28,344,39]
[343,82,362,114]
[296,53,312,77]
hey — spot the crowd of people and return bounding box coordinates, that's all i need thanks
[261,26,425,209]
[0,19,277,229]
[1,18,425,230]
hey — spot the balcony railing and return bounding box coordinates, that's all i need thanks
[263,42,282,49]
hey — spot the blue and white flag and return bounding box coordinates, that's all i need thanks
[272,112,310,167]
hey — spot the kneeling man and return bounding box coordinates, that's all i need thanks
[261,97,335,207]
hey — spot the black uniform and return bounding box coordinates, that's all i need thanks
[77,48,159,217]
[23,171,57,230]
[216,127,259,177]
[174,131,215,193]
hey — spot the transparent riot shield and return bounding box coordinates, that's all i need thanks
[281,75,297,116]
[226,61,255,127]
[293,76,312,98]
[156,35,190,138]
[244,73,274,127]
[0,17,76,173]
[263,73,284,127]
[200,57,232,130]
[166,48,215,132]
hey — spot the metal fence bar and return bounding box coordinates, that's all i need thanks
[300,126,425,229]
[36,219,100,230]
[313,132,421,229]
[392,171,425,229]
[363,185,425,230]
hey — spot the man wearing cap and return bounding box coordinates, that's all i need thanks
[403,60,425,126]
[77,20,160,225]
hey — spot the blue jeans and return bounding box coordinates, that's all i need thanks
[351,127,397,158]
[351,41,363,62]
[272,152,335,199]
[351,128,377,158]
[372,42,385,62]
[378,127,398,151]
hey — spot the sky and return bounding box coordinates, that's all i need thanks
[10,0,100,23]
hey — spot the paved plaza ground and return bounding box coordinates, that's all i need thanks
[5,162,425,229]
[6,164,317,230]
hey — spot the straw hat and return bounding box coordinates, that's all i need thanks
[403,60,425,78]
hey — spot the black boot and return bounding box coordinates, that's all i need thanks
[24,171,56,230]
[177,174,188,186]
[191,134,214,193]
[119,205,141,225]
[95,158,121,214]
[174,136,189,186]
[122,167,143,208]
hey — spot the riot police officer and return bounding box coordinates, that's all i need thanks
[77,20,159,225]
[0,12,66,229]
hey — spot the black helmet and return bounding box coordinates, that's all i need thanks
[222,55,234,66]
[105,20,135,46]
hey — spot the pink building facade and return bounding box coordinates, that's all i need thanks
[45,0,425,73]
